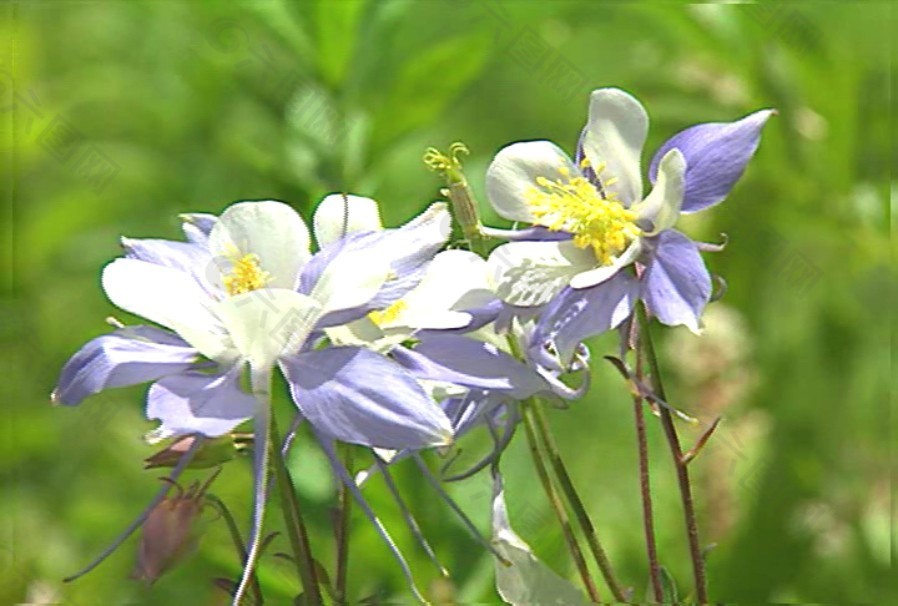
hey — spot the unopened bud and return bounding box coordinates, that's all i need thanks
[423,142,486,251]
[131,471,218,584]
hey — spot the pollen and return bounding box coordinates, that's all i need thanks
[368,299,408,327]
[222,253,271,296]
[526,166,641,265]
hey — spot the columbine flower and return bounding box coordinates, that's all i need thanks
[485,87,773,340]
[55,199,453,449]
[54,199,454,597]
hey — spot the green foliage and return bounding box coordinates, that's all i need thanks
[0,1,890,604]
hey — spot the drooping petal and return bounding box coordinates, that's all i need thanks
[487,240,595,307]
[486,141,580,223]
[581,88,649,206]
[642,230,712,333]
[649,109,774,213]
[491,468,590,605]
[392,335,548,399]
[632,148,686,236]
[208,200,311,291]
[146,366,255,438]
[215,289,322,369]
[102,258,232,361]
[533,271,640,368]
[53,327,199,406]
[281,347,453,450]
[313,193,383,248]
[568,239,643,290]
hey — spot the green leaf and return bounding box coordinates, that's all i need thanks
[376,31,492,142]
[312,0,368,86]
[659,565,680,603]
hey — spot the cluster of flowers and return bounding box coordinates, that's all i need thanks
[54,88,770,602]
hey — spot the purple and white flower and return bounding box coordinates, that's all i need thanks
[485,88,773,345]
[53,198,454,600]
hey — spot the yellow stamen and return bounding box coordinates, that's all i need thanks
[368,300,408,327]
[222,253,270,296]
[526,165,641,265]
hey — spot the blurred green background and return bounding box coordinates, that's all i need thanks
[1,1,891,604]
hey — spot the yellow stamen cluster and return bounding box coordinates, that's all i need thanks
[526,161,641,265]
[368,300,408,327]
[222,253,271,296]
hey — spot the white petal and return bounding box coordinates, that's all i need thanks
[209,201,311,291]
[486,141,580,223]
[102,258,232,361]
[391,201,452,255]
[310,245,394,314]
[569,239,643,289]
[313,193,383,248]
[582,88,649,206]
[487,240,595,306]
[492,472,590,605]
[632,148,686,235]
[387,250,493,329]
[215,289,322,369]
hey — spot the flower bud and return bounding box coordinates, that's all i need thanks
[130,472,217,584]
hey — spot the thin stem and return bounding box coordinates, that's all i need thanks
[270,415,323,606]
[206,494,264,605]
[530,402,627,601]
[334,444,352,604]
[637,305,708,603]
[631,330,663,602]
[521,403,602,603]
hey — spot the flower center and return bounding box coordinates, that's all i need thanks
[525,162,642,266]
[222,253,271,296]
[368,299,408,327]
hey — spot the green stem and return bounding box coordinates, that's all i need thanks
[521,402,602,603]
[530,403,627,601]
[207,494,264,605]
[335,444,352,604]
[637,305,708,603]
[269,415,323,606]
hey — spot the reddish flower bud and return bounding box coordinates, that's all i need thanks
[131,471,218,584]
